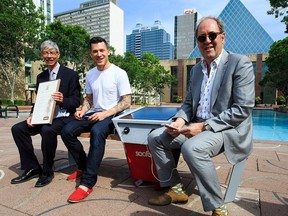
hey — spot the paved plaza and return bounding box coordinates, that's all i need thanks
[0,111,287,216]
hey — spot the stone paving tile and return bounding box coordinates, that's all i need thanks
[1,115,288,215]
[277,151,288,162]
[258,159,288,175]
[260,190,288,216]
[240,170,288,194]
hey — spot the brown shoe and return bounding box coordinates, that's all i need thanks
[148,189,188,206]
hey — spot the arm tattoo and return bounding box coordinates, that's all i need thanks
[115,95,131,112]
[107,94,131,116]
[83,96,93,111]
[84,101,91,110]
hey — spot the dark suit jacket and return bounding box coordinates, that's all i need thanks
[174,50,255,164]
[32,64,81,116]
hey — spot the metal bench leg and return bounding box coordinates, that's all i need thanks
[54,152,76,171]
[15,107,19,118]
[224,159,246,203]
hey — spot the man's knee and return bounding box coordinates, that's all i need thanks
[60,123,81,142]
[11,124,19,134]
[147,128,161,147]
[41,125,56,136]
[181,141,200,162]
[11,121,25,134]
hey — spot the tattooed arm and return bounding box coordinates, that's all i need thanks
[87,94,131,122]
[74,94,93,119]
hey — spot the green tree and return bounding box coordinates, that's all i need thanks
[268,0,288,33]
[109,51,176,104]
[261,37,288,104]
[120,52,143,88]
[41,20,91,75]
[40,20,91,96]
[0,0,45,103]
[134,53,176,104]
[139,53,176,96]
[108,46,124,67]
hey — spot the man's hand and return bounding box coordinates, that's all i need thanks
[26,114,34,127]
[165,121,184,138]
[179,122,204,138]
[51,91,63,103]
[87,111,107,122]
[74,110,86,120]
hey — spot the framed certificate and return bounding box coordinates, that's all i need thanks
[31,79,61,125]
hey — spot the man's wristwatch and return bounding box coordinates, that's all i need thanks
[203,122,212,131]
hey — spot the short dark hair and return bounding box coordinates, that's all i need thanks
[89,36,108,49]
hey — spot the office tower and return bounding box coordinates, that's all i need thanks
[54,0,124,55]
[174,9,199,59]
[33,0,53,25]
[189,0,274,58]
[126,20,173,60]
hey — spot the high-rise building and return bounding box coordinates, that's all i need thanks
[33,0,54,25]
[174,9,199,59]
[54,0,124,55]
[189,0,274,58]
[126,20,173,60]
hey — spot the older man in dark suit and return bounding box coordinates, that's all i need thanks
[147,17,255,216]
[11,40,81,187]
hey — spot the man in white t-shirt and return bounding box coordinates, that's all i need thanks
[61,37,132,203]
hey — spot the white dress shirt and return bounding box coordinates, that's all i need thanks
[196,51,223,120]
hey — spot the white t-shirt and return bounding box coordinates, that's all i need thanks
[85,64,131,111]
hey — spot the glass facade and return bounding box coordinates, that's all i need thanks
[55,3,110,41]
[54,0,124,55]
[189,0,274,58]
[174,11,198,59]
[126,21,173,60]
[33,0,53,25]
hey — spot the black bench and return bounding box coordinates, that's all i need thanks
[0,104,19,118]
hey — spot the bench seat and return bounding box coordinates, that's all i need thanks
[79,132,120,141]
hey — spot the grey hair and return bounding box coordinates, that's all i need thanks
[195,16,225,36]
[40,40,60,53]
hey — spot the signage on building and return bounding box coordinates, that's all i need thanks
[184,9,195,14]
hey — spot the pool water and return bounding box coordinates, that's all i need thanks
[252,109,288,141]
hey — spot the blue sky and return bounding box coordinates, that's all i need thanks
[53,0,287,42]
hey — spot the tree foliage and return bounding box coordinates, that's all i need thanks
[268,0,288,33]
[109,51,176,103]
[261,37,288,104]
[139,53,176,96]
[40,20,91,74]
[0,0,45,102]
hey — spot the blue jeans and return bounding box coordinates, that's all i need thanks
[61,117,114,188]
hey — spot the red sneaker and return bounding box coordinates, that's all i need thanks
[67,187,93,203]
[66,170,83,181]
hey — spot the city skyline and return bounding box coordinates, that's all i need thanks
[54,0,287,44]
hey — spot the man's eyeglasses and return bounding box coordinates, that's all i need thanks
[42,51,58,56]
[197,32,222,43]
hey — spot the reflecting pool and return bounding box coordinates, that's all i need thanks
[252,109,288,141]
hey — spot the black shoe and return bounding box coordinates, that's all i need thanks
[11,168,42,184]
[35,174,54,187]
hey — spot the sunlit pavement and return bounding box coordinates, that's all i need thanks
[0,112,287,216]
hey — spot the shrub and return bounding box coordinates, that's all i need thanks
[276,96,286,105]
[0,98,12,106]
[255,96,262,104]
[14,99,26,106]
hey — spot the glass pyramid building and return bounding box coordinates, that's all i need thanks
[189,0,274,58]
